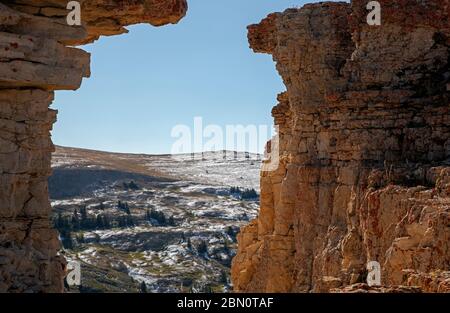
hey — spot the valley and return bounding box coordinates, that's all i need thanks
[50,146,261,293]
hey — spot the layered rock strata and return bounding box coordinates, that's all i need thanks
[232,0,450,292]
[0,0,186,292]
[1,0,448,294]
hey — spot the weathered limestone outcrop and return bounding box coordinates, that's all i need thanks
[1,0,448,294]
[232,0,450,292]
[0,0,186,292]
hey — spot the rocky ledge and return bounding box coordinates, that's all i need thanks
[0,0,187,293]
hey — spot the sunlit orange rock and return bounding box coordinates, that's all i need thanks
[232,0,450,293]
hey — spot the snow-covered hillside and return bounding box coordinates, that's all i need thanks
[50,146,261,293]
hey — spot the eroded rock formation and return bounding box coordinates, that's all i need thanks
[0,0,187,292]
[1,0,448,294]
[232,0,450,292]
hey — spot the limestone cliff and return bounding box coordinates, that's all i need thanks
[232,0,450,292]
[1,0,449,294]
[0,0,187,292]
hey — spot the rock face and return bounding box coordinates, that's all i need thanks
[0,0,186,292]
[232,1,450,292]
[1,0,448,294]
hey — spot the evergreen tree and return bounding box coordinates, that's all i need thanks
[76,233,85,244]
[241,188,258,200]
[96,214,104,229]
[226,226,235,240]
[149,209,167,226]
[56,212,64,229]
[140,281,147,293]
[93,233,100,243]
[128,181,139,190]
[230,186,241,194]
[220,270,228,284]
[118,216,126,228]
[79,206,88,229]
[126,215,134,227]
[103,215,111,228]
[71,209,80,230]
[118,201,131,215]
[80,206,88,221]
[61,231,74,250]
[197,240,208,255]
[223,239,230,253]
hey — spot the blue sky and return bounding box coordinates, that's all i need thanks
[52,0,321,154]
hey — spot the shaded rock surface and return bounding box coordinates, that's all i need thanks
[232,0,450,293]
[0,0,186,293]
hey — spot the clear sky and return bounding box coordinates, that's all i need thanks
[52,0,324,154]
